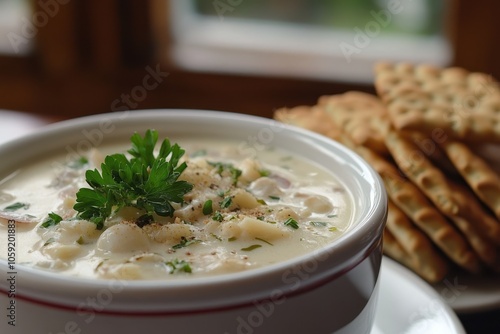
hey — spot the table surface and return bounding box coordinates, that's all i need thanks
[0,109,499,333]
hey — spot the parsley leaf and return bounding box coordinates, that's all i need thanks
[212,211,223,222]
[255,237,273,246]
[3,202,30,212]
[190,149,207,158]
[172,236,198,249]
[241,244,262,251]
[220,196,232,209]
[202,199,213,215]
[41,212,63,228]
[208,161,242,186]
[166,259,192,274]
[284,217,299,229]
[68,156,89,169]
[259,169,270,177]
[73,130,193,229]
[310,221,328,227]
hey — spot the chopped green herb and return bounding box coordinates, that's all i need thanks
[228,236,237,242]
[43,237,55,246]
[212,211,223,222]
[41,212,63,228]
[259,169,271,177]
[76,236,85,245]
[73,130,193,230]
[3,202,30,212]
[327,214,338,218]
[257,199,267,205]
[256,216,265,221]
[172,236,198,249]
[310,221,328,227]
[329,227,338,232]
[268,195,280,200]
[203,199,213,215]
[68,156,89,169]
[190,149,207,158]
[136,214,154,228]
[255,237,273,246]
[208,161,242,186]
[230,167,242,186]
[284,217,299,229]
[220,196,232,209]
[268,221,277,224]
[166,259,192,274]
[241,244,262,251]
[211,233,222,241]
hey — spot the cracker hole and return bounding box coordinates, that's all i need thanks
[434,94,454,104]
[419,174,438,190]
[393,104,410,115]
[387,77,400,86]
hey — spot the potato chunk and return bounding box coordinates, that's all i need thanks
[239,217,289,240]
[97,223,150,253]
[232,189,261,209]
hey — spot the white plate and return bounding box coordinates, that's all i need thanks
[431,270,500,314]
[372,257,465,334]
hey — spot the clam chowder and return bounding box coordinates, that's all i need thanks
[0,134,352,280]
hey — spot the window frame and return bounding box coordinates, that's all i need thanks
[168,0,452,84]
[0,0,499,119]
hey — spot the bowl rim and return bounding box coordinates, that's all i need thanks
[0,109,387,311]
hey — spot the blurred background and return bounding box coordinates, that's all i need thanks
[1,0,498,121]
[1,1,500,332]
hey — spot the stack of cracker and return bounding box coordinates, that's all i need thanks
[274,62,500,283]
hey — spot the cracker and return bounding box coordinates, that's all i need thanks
[386,200,449,282]
[382,228,416,270]
[318,91,389,155]
[386,129,500,244]
[273,105,341,140]
[474,143,500,175]
[357,145,481,273]
[385,129,500,270]
[374,62,500,142]
[448,182,500,272]
[408,131,459,177]
[442,140,500,221]
[385,129,460,217]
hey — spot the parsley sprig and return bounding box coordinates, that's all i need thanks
[73,130,193,229]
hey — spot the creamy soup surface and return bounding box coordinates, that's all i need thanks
[0,137,353,280]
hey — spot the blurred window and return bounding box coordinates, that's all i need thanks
[170,0,451,83]
[0,0,32,55]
